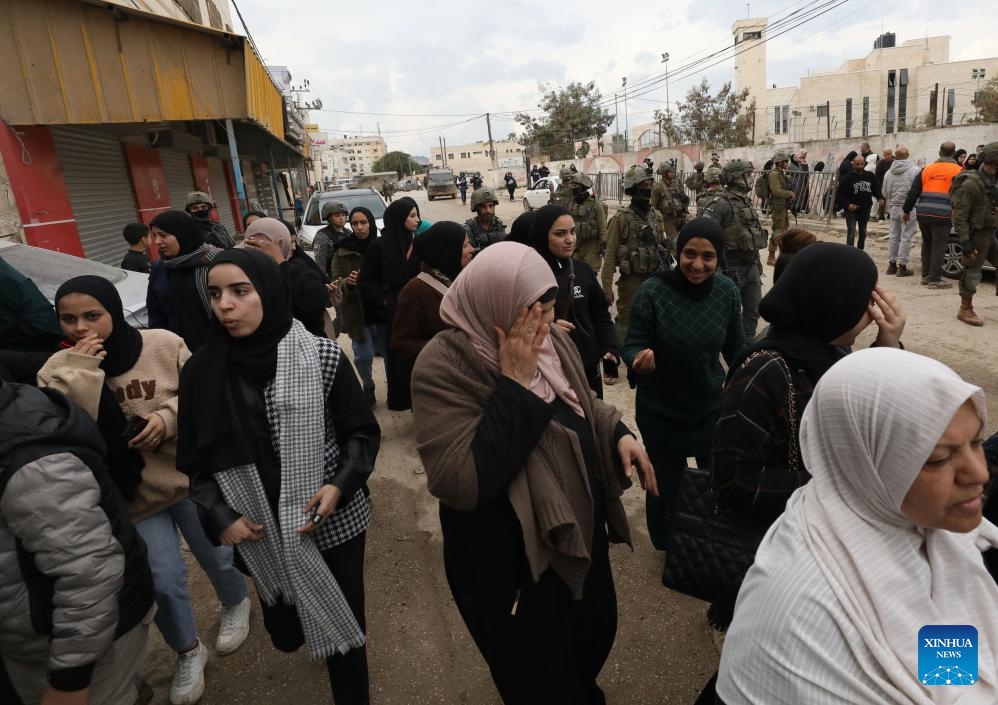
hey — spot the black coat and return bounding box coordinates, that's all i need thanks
[551,258,617,370]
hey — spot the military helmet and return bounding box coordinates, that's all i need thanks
[185,191,214,208]
[978,141,998,165]
[710,152,720,162]
[567,172,593,189]
[470,188,499,211]
[320,200,348,219]
[559,165,574,179]
[722,159,755,191]
[622,165,654,190]
[704,166,723,185]
[773,150,790,163]
[656,162,675,176]
[693,161,705,171]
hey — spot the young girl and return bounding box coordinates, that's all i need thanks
[178,249,379,705]
[39,275,250,705]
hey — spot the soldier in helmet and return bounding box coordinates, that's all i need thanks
[685,161,706,195]
[313,200,349,279]
[185,191,234,249]
[766,151,796,266]
[464,188,507,250]
[567,172,607,273]
[709,152,721,168]
[651,162,690,239]
[553,165,575,208]
[602,165,669,344]
[695,166,724,215]
[701,159,769,341]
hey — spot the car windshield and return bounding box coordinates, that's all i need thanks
[428,173,452,184]
[304,193,387,226]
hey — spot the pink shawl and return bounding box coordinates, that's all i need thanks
[439,241,584,415]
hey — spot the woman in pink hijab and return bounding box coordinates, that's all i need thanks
[411,241,656,704]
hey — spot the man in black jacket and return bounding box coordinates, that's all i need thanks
[873,148,894,221]
[0,381,155,705]
[836,155,884,249]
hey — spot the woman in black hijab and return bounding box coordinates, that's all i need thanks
[709,243,906,632]
[527,204,617,397]
[506,210,536,244]
[358,197,421,410]
[619,217,745,553]
[333,207,379,402]
[147,209,222,351]
[179,248,380,705]
[390,221,473,368]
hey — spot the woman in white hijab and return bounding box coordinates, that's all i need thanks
[717,347,998,705]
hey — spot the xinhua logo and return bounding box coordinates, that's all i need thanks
[918,625,978,686]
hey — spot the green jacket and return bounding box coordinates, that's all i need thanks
[767,169,795,208]
[569,196,608,244]
[602,205,668,292]
[952,169,998,239]
[330,244,367,341]
[651,180,689,219]
[463,216,507,250]
[701,188,768,253]
[552,184,574,208]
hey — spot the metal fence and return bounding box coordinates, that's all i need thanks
[589,169,841,222]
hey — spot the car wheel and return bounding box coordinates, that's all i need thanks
[942,240,965,279]
[522,198,532,211]
[428,195,434,201]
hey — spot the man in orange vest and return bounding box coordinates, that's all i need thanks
[901,142,962,288]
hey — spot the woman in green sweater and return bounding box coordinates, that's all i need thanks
[621,217,746,551]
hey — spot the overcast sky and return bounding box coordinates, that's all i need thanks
[231,0,996,157]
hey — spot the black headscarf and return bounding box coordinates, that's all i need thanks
[413,221,466,281]
[339,206,378,255]
[177,249,292,473]
[732,242,877,383]
[378,197,420,289]
[527,204,573,267]
[507,211,536,244]
[53,275,145,500]
[150,210,205,256]
[659,217,725,302]
[838,151,859,176]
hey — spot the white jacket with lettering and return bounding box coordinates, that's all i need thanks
[38,328,192,522]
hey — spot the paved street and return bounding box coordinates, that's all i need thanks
[140,189,997,704]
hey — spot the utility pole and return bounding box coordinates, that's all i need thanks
[622,77,629,150]
[826,100,831,139]
[442,137,448,167]
[438,136,444,167]
[614,93,620,144]
[486,113,497,170]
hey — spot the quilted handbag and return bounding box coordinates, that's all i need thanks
[661,350,800,607]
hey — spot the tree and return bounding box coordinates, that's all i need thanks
[972,76,998,123]
[654,79,754,148]
[515,82,615,160]
[371,151,420,178]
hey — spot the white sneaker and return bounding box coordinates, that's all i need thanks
[170,640,207,705]
[215,597,251,655]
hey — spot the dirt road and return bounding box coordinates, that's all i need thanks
[141,190,997,704]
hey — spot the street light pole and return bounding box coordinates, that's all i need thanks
[972,68,986,120]
[622,77,629,151]
[661,52,671,147]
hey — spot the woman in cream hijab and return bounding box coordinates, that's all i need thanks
[717,347,998,704]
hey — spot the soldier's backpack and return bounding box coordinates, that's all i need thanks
[948,170,975,201]
[754,171,772,200]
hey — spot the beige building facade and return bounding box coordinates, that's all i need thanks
[431,140,524,174]
[734,22,998,146]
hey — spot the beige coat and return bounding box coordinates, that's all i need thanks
[37,329,192,522]
[411,325,632,599]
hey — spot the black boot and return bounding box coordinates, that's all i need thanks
[365,385,376,407]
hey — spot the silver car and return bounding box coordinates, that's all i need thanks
[0,241,149,328]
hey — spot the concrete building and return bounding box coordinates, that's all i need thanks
[323,135,388,178]
[431,140,524,174]
[733,21,998,145]
[0,0,306,261]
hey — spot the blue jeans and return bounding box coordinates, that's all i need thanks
[351,324,382,390]
[135,498,248,651]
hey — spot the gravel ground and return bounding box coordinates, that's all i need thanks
[140,190,997,704]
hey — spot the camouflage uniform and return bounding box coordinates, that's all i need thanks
[602,204,669,342]
[701,160,769,341]
[553,166,575,208]
[651,171,689,239]
[952,144,998,325]
[463,216,507,250]
[767,153,796,260]
[684,161,706,195]
[569,191,608,273]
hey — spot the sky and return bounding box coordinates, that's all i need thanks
[230,0,997,157]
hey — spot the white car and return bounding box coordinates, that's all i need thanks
[0,240,149,328]
[522,176,561,211]
[298,189,389,249]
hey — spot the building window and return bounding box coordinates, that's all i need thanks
[743,30,761,41]
[816,104,828,118]
[845,98,852,138]
[448,153,454,160]
[862,96,869,136]
[460,152,469,159]
[886,71,896,134]
[781,105,789,134]
[946,88,956,125]
[898,69,908,129]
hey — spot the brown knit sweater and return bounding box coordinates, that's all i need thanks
[412,324,632,599]
[38,328,192,522]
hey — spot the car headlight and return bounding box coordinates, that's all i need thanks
[298,236,313,251]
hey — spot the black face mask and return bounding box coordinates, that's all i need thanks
[633,187,653,203]
[573,188,589,204]
[190,209,211,220]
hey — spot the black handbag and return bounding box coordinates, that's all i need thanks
[661,350,801,607]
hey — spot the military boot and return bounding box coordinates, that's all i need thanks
[957,295,984,326]
[896,264,913,277]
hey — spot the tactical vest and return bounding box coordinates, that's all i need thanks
[465,216,506,249]
[707,189,767,252]
[613,208,670,276]
[570,198,599,241]
[696,188,724,216]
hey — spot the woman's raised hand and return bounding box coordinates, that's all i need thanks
[71,333,106,359]
[869,285,906,348]
[496,304,549,388]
